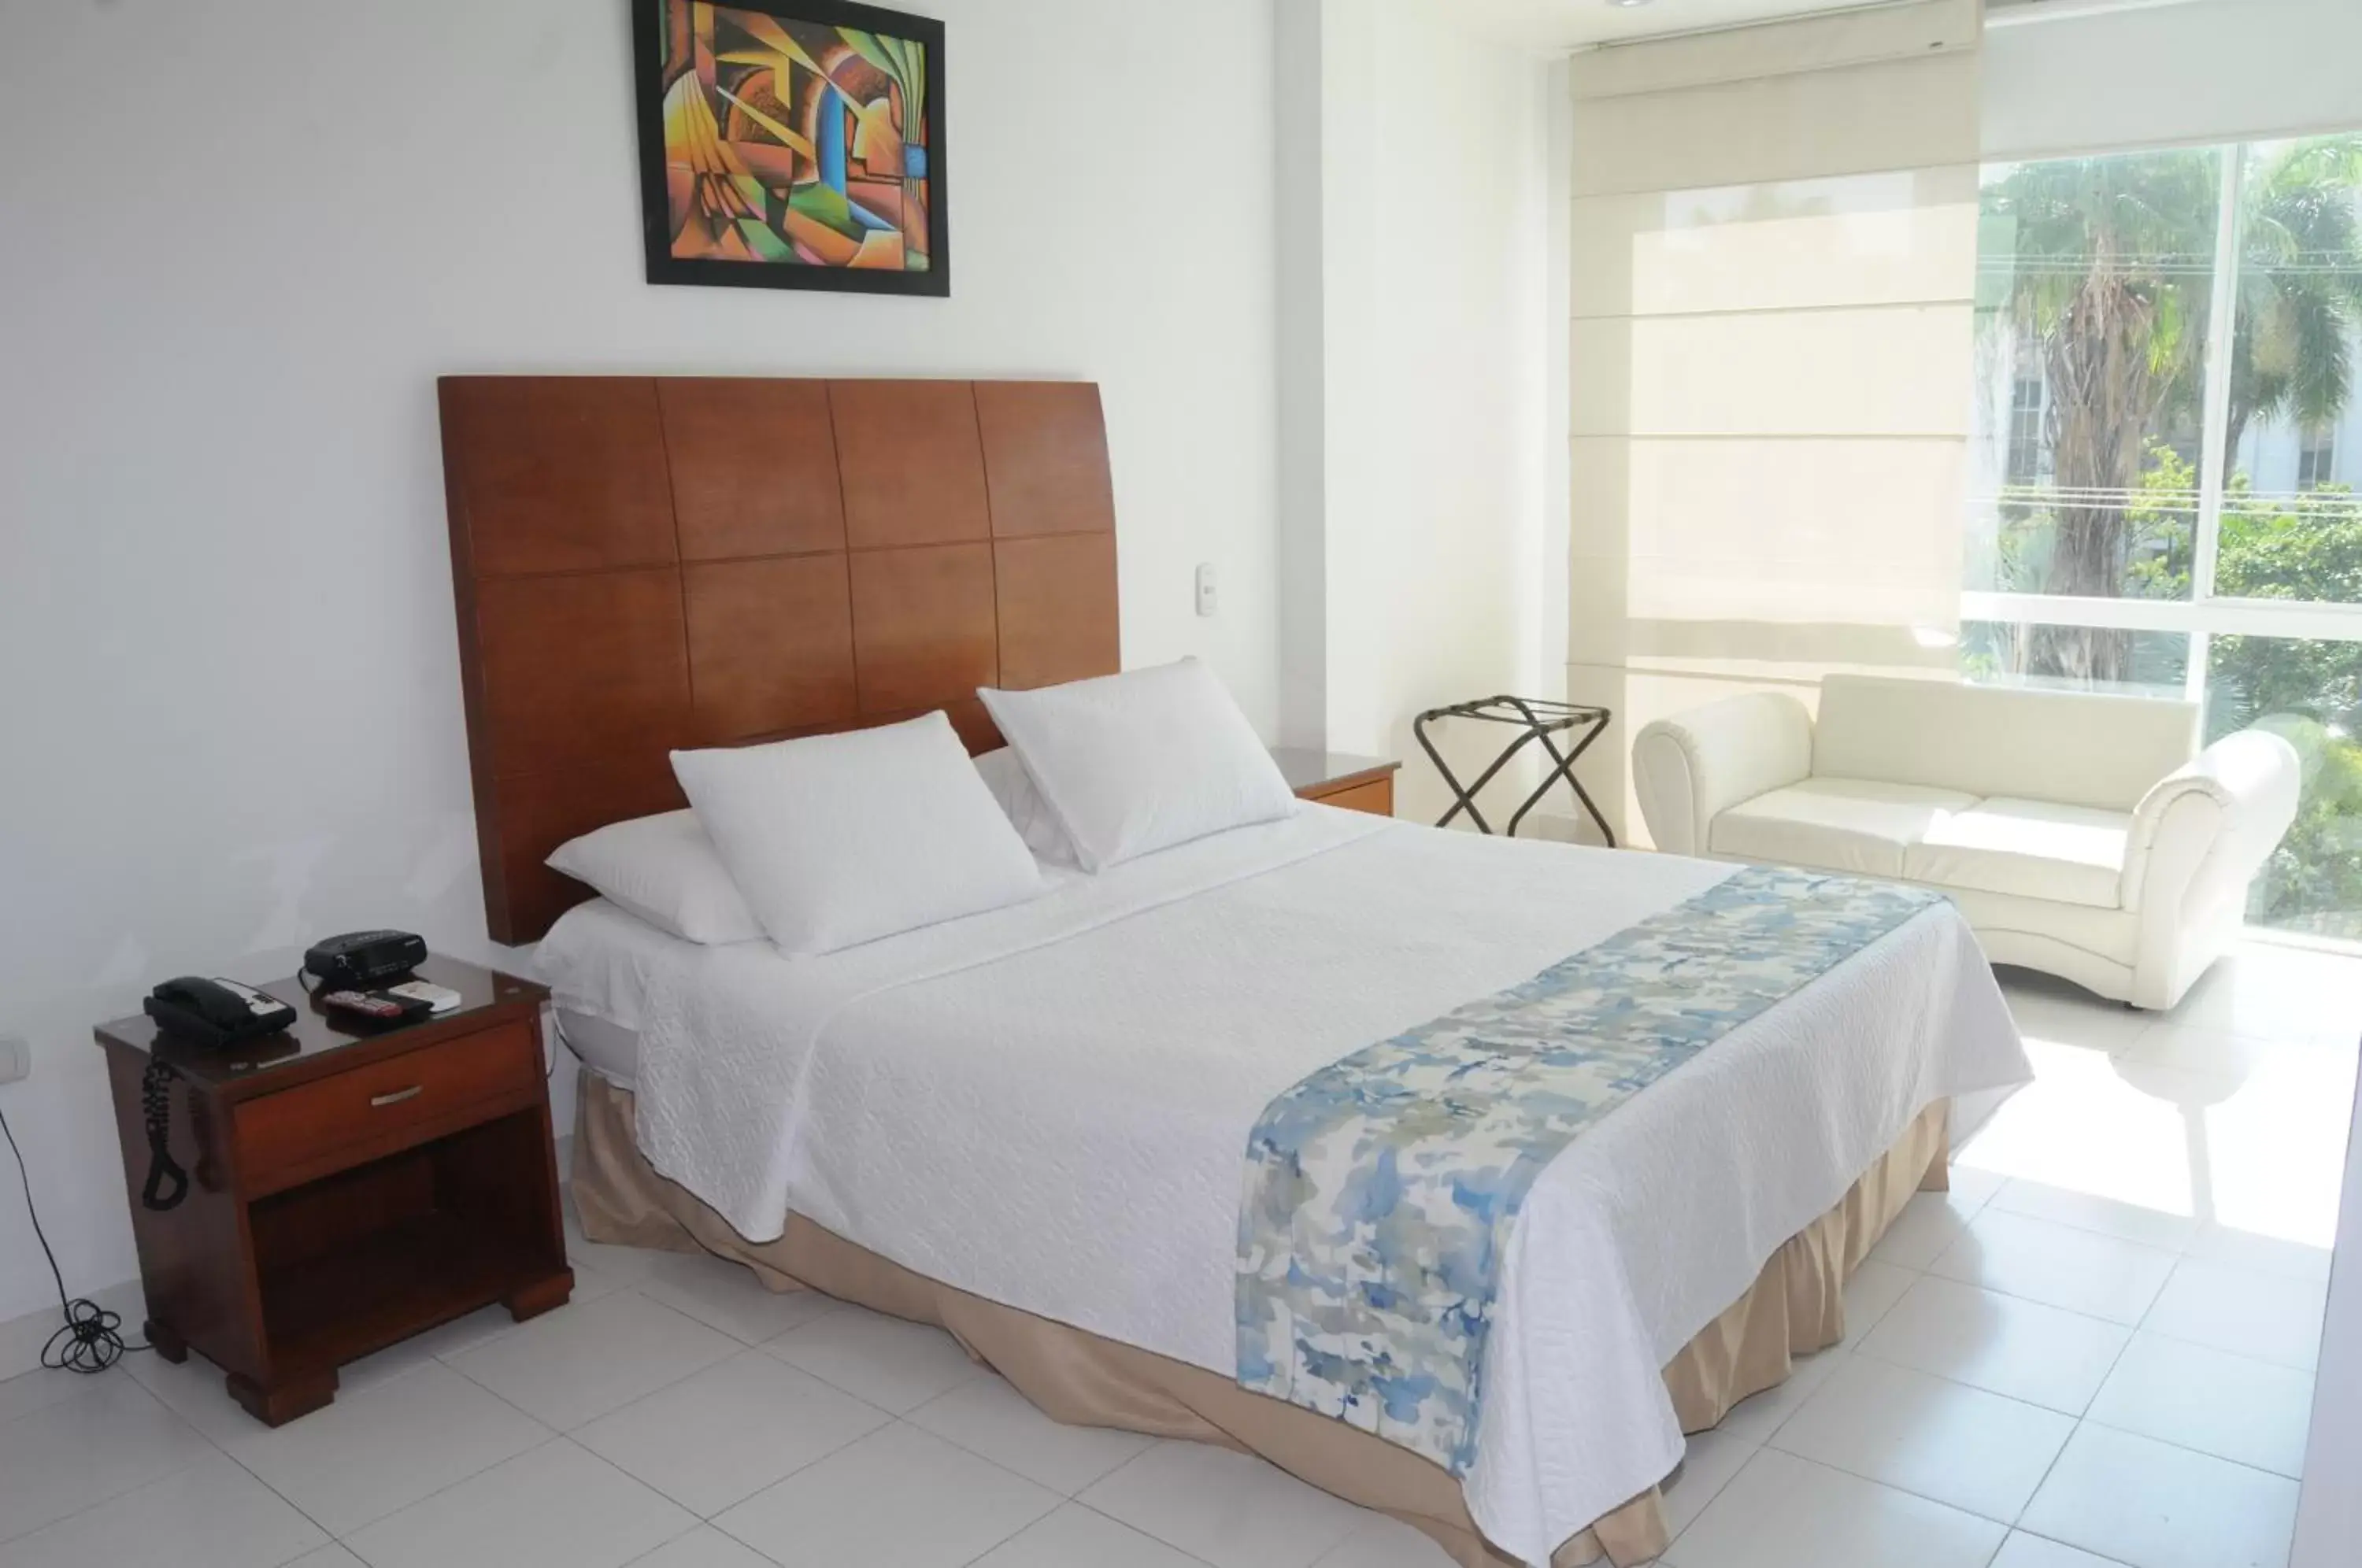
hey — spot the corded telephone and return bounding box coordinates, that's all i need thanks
[144,976,297,1048]
[138,978,298,1211]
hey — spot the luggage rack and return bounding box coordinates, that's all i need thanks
[1412,696,1616,845]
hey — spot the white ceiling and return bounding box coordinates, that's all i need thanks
[1452,0,1871,50]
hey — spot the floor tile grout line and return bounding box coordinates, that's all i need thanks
[2007,1522,2143,1568]
[1843,1333,2108,1422]
[1057,1441,1304,1566]
[1755,1430,2050,1534]
[1661,1412,1783,1555]
[1786,1261,2126,1529]
[2073,1409,2313,1485]
[757,1341,992,1425]
[432,1281,741,1433]
[1980,1184,2205,1257]
[277,1278,1063,1552]
[1953,1198,2188,1265]
[1941,1022,2315,1537]
[2009,1404,2092,1533]
[0,1446,218,1550]
[706,1507,797,1566]
[1919,1252,2171,1333]
[561,1298,894,1448]
[2132,1318,2323,1377]
[898,1400,1154,1503]
[424,1310,898,1527]
[705,1414,1017,1529]
[1849,1259,2319,1440]
[152,1325,568,1548]
[0,1374,226,1550]
[211,1425,348,1550]
[940,1481,1063,1568]
[324,1430,574,1551]
[616,1514,730,1568]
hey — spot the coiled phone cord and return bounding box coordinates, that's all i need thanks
[0,1101,142,1373]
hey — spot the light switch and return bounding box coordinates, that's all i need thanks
[0,1035,28,1088]
[1194,562,1218,618]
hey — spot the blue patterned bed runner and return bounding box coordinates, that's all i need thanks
[1235,865,1941,1474]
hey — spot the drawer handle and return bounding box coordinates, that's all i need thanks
[369,1085,425,1108]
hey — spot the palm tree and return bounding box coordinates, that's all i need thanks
[2228,136,2362,461]
[1983,136,2362,682]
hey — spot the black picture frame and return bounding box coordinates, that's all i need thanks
[631,0,950,297]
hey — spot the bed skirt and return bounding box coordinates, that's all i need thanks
[571,1074,1949,1568]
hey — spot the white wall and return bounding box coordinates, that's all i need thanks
[1306,0,1564,828]
[1983,0,2362,159]
[0,0,1283,1337]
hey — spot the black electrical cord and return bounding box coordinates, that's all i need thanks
[0,1101,144,1374]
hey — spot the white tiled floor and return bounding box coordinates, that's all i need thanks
[0,941,2350,1568]
[1665,941,2354,1568]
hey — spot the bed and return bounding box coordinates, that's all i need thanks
[438,374,2030,1567]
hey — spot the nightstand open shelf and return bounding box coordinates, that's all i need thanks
[250,1108,567,1377]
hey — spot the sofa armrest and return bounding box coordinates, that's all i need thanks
[2121,727,2303,916]
[1632,692,1814,856]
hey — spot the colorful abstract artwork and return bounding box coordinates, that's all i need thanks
[634,0,946,295]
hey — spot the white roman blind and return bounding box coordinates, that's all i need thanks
[1566,0,1985,840]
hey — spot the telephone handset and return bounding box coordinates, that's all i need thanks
[137,977,296,1212]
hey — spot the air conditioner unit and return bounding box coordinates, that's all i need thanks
[1987,0,2207,24]
[1571,0,1978,99]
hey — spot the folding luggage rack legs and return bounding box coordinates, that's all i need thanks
[1411,695,1616,845]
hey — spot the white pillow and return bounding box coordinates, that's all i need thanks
[973,748,1080,867]
[546,810,762,945]
[977,658,1297,871]
[672,712,1046,957]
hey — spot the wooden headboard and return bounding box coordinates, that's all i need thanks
[439,375,1121,943]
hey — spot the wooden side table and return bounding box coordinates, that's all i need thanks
[1272,748,1401,818]
[93,956,573,1426]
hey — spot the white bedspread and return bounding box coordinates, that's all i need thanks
[537,811,2027,1564]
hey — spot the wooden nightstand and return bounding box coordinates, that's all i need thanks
[1272,747,1401,818]
[93,956,572,1426]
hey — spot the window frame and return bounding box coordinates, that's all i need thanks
[2299,427,2338,490]
[1961,135,2362,704]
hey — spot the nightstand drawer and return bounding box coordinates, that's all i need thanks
[235,1023,541,1195]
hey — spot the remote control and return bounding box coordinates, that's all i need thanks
[320,989,431,1023]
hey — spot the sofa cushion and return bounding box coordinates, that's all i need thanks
[1709,777,1979,878]
[1901,797,2129,909]
[1815,674,2197,812]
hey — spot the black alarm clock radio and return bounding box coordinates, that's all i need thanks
[302,930,428,989]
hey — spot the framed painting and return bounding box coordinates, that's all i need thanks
[632,0,948,295]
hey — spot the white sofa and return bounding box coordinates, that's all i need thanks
[1633,675,2301,1010]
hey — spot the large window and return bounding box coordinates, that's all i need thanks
[1965,132,2362,937]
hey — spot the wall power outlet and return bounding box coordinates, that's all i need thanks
[0,1035,28,1088]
